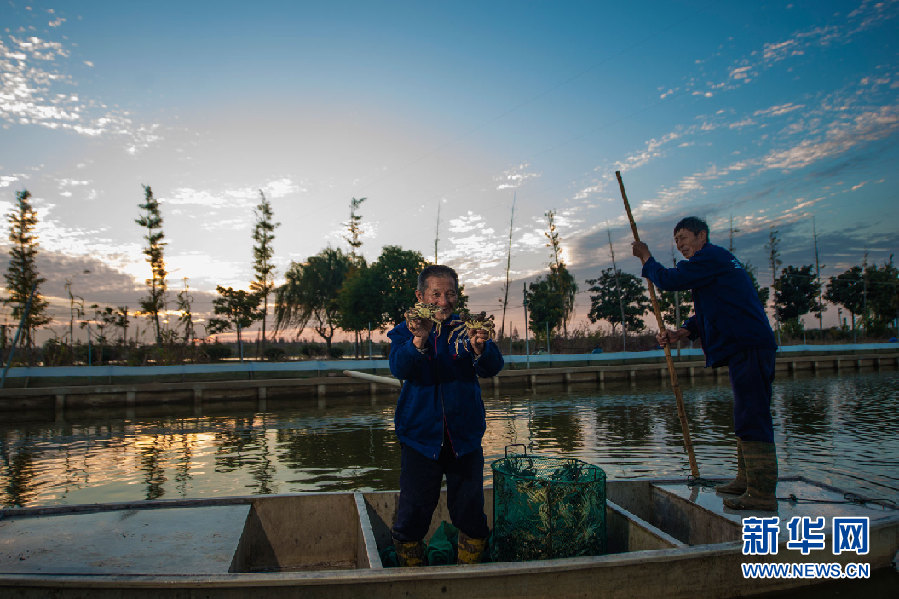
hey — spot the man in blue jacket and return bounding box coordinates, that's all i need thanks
[632,217,778,511]
[388,265,504,565]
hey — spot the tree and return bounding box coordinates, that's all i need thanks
[335,264,385,344]
[658,288,693,329]
[743,261,769,309]
[3,190,51,352]
[825,266,865,328]
[728,214,740,253]
[114,306,130,346]
[865,256,899,332]
[207,286,262,361]
[371,245,428,326]
[343,197,366,263]
[275,246,351,357]
[175,278,195,343]
[82,304,116,364]
[544,210,577,336]
[135,185,168,345]
[830,259,899,333]
[765,228,782,333]
[249,190,279,353]
[605,228,629,348]
[64,277,85,348]
[342,196,367,355]
[773,265,822,336]
[498,193,516,341]
[812,217,825,330]
[586,268,650,334]
[434,201,441,263]
[526,276,565,347]
[658,247,693,330]
[335,245,437,346]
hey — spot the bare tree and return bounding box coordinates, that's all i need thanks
[498,193,516,342]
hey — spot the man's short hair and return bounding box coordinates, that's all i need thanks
[417,265,459,292]
[674,216,709,239]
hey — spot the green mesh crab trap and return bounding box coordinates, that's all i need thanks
[491,446,606,562]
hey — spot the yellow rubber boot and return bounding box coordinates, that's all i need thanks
[395,540,426,567]
[457,532,488,564]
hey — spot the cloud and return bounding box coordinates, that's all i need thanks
[753,103,805,118]
[264,177,305,198]
[0,244,224,338]
[0,28,161,153]
[165,178,304,210]
[441,211,509,286]
[759,104,899,172]
[848,0,899,33]
[611,70,899,214]
[494,163,540,190]
[0,174,27,188]
[678,1,897,98]
[573,181,606,201]
[57,178,90,198]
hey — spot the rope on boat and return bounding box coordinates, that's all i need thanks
[684,477,897,509]
[780,493,897,509]
[686,475,720,489]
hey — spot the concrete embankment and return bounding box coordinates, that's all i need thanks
[0,344,896,417]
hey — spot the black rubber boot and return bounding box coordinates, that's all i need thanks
[716,438,747,495]
[723,441,778,511]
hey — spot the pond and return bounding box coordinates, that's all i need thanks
[1,369,897,508]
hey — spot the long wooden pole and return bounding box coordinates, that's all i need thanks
[615,171,700,478]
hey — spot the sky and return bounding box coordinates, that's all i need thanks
[1,0,897,343]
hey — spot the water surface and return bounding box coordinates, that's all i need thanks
[1,369,896,508]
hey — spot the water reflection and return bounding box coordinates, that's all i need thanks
[1,370,896,508]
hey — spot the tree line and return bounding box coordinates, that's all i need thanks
[2,188,897,366]
[1,188,442,363]
[523,225,897,350]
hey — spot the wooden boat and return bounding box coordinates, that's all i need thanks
[1,477,896,598]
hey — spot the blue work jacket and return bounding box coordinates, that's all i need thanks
[388,316,504,460]
[642,242,776,367]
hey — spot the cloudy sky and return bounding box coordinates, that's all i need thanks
[1,0,897,341]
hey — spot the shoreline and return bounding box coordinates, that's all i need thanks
[0,345,896,416]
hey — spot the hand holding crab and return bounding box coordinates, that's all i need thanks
[468,327,490,356]
[452,311,495,356]
[405,302,443,348]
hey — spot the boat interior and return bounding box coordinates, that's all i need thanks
[2,477,895,576]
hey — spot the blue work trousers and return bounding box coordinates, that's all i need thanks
[729,347,776,443]
[392,442,489,542]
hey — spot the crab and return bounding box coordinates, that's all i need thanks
[404,301,447,335]
[449,311,496,353]
[462,311,496,336]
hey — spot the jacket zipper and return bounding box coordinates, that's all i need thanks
[435,327,456,459]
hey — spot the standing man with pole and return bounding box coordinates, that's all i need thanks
[617,173,699,479]
[631,216,779,511]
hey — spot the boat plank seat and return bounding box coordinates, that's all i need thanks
[0,505,249,575]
